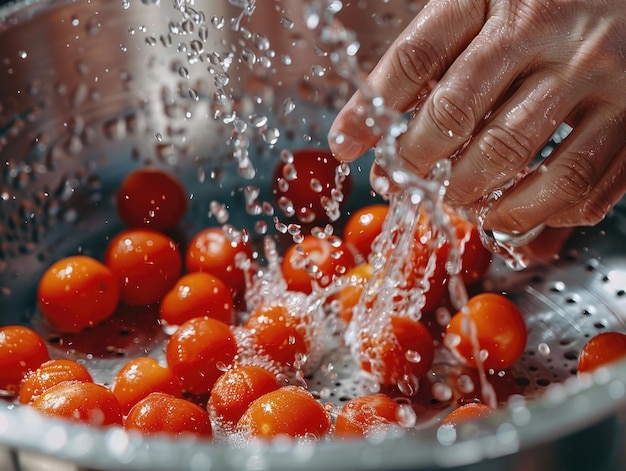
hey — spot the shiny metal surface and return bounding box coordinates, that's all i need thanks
[1,1,626,470]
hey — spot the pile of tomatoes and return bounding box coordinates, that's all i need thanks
[2,148,626,442]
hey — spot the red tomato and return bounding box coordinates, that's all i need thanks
[0,326,50,395]
[445,292,527,370]
[19,359,93,404]
[272,148,353,225]
[334,263,374,324]
[105,228,182,306]
[343,204,388,260]
[207,365,281,430]
[111,357,182,415]
[358,316,435,390]
[165,316,238,395]
[185,227,252,297]
[334,394,403,438]
[577,332,626,374]
[32,381,123,426]
[116,167,188,231]
[38,255,120,332]
[281,234,355,294]
[237,385,331,439]
[159,272,235,326]
[125,392,212,438]
[243,304,308,368]
[441,402,494,426]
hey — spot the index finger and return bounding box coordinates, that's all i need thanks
[328,0,487,162]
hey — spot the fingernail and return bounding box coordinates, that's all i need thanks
[328,130,366,162]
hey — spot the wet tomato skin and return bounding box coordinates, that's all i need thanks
[272,148,352,225]
[237,385,331,439]
[281,234,355,294]
[577,332,626,374]
[31,381,123,427]
[105,228,182,306]
[159,272,234,326]
[116,167,188,231]
[334,263,374,324]
[111,356,183,415]
[0,326,50,395]
[165,316,238,395]
[441,402,494,426]
[37,255,120,333]
[185,227,252,297]
[125,392,212,438]
[207,365,281,429]
[334,394,403,438]
[19,359,93,404]
[343,204,389,261]
[445,292,527,370]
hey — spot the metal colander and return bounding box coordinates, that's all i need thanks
[1,1,626,470]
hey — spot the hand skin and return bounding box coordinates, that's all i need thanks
[329,0,626,235]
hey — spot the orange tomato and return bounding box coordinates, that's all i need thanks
[105,228,182,306]
[116,167,188,231]
[125,392,212,438]
[37,255,120,332]
[0,325,50,395]
[343,204,388,260]
[185,227,252,297]
[243,304,308,368]
[272,148,353,225]
[32,381,123,426]
[19,359,92,404]
[334,394,403,438]
[165,316,238,395]
[207,365,281,429]
[111,356,182,415]
[577,332,626,374]
[281,234,355,294]
[445,292,527,370]
[159,272,234,326]
[334,263,374,324]
[441,402,494,426]
[358,316,435,389]
[237,385,331,439]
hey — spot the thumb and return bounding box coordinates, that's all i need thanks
[328,0,485,162]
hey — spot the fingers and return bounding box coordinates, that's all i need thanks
[484,105,626,233]
[444,71,578,205]
[328,0,486,162]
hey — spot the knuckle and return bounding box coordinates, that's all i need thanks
[478,124,534,174]
[392,39,443,89]
[550,156,597,205]
[424,88,475,141]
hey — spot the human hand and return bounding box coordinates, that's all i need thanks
[328,0,626,235]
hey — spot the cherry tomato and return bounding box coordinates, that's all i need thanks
[577,332,626,374]
[105,228,182,306]
[125,392,212,438]
[445,292,527,370]
[111,356,182,415]
[281,234,355,294]
[441,402,494,426]
[185,227,252,297]
[165,316,238,395]
[343,204,388,261]
[207,365,280,430]
[116,167,188,231]
[358,316,435,390]
[237,385,331,439]
[0,326,50,395]
[243,304,308,368]
[159,272,234,326]
[19,359,93,404]
[38,255,120,332]
[334,394,403,438]
[32,381,123,426]
[272,148,353,225]
[334,263,374,324]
